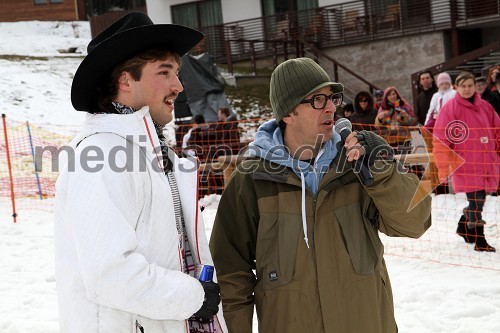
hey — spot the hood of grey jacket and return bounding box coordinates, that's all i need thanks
[248,119,341,196]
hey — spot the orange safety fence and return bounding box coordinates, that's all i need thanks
[0,115,79,217]
[1,114,499,270]
[174,118,264,197]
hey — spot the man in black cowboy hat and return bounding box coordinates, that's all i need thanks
[54,12,226,332]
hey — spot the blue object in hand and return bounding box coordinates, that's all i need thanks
[199,265,214,282]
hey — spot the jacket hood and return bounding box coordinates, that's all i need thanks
[354,91,375,113]
[455,92,484,110]
[381,86,409,110]
[248,119,341,195]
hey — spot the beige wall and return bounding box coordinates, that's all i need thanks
[147,0,262,24]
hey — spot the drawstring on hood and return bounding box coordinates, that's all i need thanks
[300,171,309,248]
[249,119,341,248]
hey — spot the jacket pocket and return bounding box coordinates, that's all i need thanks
[335,201,382,275]
[259,289,313,333]
[344,274,397,333]
[256,213,302,290]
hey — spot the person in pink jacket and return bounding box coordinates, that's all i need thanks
[433,71,499,252]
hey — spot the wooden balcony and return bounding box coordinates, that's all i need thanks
[196,0,500,66]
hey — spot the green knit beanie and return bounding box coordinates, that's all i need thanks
[270,57,344,122]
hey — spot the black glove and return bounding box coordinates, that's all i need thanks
[193,281,221,322]
[356,130,393,166]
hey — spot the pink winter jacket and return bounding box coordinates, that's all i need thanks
[433,92,500,193]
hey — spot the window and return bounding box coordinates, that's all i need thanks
[465,0,498,18]
[401,0,430,28]
[34,0,47,4]
[261,0,317,40]
[171,0,222,30]
[171,1,223,61]
[85,1,146,16]
[50,0,63,3]
[261,0,317,17]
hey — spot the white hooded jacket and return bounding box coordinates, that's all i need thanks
[54,107,227,332]
[424,87,456,126]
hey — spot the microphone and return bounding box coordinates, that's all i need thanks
[334,118,374,186]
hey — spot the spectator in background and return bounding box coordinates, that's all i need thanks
[373,89,384,109]
[376,87,416,126]
[375,87,416,150]
[487,75,500,115]
[475,76,492,101]
[415,71,438,125]
[218,106,237,123]
[342,102,354,120]
[424,72,456,130]
[215,106,240,154]
[486,65,500,92]
[433,71,499,252]
[351,91,377,130]
[182,114,212,156]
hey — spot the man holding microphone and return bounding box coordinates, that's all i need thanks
[210,57,432,333]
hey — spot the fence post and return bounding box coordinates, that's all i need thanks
[225,40,233,75]
[272,41,278,69]
[250,41,257,75]
[26,121,43,200]
[333,63,339,82]
[2,114,17,222]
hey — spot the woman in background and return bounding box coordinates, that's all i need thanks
[433,71,499,252]
[486,65,500,92]
[375,86,416,149]
[351,90,377,131]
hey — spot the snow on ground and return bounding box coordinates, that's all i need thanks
[0,20,499,332]
[1,196,500,333]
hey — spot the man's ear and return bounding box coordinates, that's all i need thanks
[282,110,295,125]
[282,115,292,125]
[118,72,132,91]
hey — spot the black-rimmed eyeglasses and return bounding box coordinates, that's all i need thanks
[300,93,343,109]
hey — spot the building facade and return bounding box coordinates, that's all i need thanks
[144,1,498,104]
[0,0,86,22]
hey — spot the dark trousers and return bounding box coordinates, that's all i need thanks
[465,190,487,222]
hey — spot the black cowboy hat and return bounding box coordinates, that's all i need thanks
[71,12,204,112]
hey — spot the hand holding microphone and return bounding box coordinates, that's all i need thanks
[335,118,393,186]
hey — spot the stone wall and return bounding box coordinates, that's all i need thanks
[229,32,447,108]
[321,32,446,106]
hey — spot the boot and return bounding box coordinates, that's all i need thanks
[474,226,496,252]
[463,207,486,228]
[456,215,476,244]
